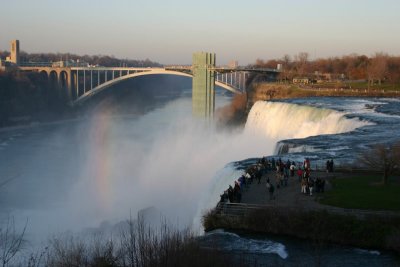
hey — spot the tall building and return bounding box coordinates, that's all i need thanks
[192,52,216,118]
[10,40,20,65]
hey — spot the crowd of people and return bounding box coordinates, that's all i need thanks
[219,157,331,204]
[219,159,266,204]
[299,158,326,196]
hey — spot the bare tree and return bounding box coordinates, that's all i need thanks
[118,213,140,267]
[282,54,291,66]
[0,216,27,267]
[295,52,309,77]
[386,56,400,88]
[45,233,88,266]
[279,54,292,83]
[27,248,48,267]
[359,142,400,185]
[367,52,388,87]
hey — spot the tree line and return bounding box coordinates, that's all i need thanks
[0,51,162,67]
[252,52,400,87]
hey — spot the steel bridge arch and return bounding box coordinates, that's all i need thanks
[72,69,242,105]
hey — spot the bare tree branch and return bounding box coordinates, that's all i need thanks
[359,142,400,184]
[0,216,28,267]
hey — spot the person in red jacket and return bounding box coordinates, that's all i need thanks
[297,167,303,182]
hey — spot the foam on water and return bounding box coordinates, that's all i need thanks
[327,146,350,151]
[354,248,381,256]
[202,229,288,259]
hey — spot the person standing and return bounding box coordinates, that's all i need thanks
[297,167,303,182]
[309,177,314,196]
[290,162,296,177]
[301,178,307,194]
[266,179,275,200]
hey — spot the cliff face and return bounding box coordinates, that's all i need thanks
[247,84,290,110]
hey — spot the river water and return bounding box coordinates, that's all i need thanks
[0,89,399,265]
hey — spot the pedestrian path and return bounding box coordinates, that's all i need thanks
[236,170,400,219]
[241,170,332,209]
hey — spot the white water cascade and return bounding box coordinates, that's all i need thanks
[244,101,371,140]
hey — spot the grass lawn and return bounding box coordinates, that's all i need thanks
[319,174,400,211]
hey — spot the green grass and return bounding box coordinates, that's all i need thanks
[320,174,400,211]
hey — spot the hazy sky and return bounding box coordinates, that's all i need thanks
[1,0,400,65]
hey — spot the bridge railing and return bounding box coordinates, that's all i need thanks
[215,71,249,92]
[213,67,280,72]
[19,62,52,67]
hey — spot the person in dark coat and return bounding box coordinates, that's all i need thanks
[266,179,275,200]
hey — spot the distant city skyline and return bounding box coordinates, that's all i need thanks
[1,0,400,65]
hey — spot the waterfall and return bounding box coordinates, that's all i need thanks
[244,101,371,140]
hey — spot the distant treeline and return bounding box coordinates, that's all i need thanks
[0,70,71,127]
[252,52,400,86]
[0,51,162,67]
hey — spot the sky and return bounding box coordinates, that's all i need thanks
[1,0,400,65]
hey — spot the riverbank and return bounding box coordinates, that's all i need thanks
[247,83,400,108]
[202,167,400,253]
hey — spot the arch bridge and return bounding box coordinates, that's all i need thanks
[19,53,279,118]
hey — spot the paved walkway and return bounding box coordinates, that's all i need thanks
[240,170,334,209]
[237,170,400,218]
